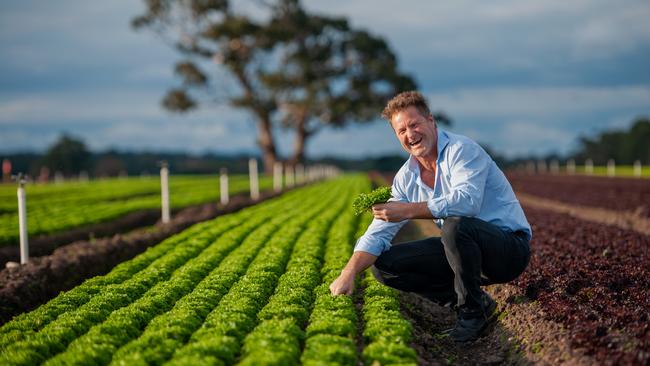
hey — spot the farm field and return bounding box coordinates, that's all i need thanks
[0,175,417,366]
[0,172,648,365]
[0,175,273,247]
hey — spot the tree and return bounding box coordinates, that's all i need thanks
[41,134,91,176]
[132,0,418,171]
[574,117,650,164]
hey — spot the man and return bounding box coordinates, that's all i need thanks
[329,91,531,342]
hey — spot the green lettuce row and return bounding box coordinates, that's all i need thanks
[0,180,314,346]
[0,183,317,365]
[236,178,367,365]
[105,184,341,366]
[164,184,353,366]
[299,178,370,366]
[0,176,273,246]
[0,212,246,347]
[0,187,288,348]
[43,202,309,366]
[360,273,416,366]
[355,209,417,366]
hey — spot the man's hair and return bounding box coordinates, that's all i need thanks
[381,91,432,122]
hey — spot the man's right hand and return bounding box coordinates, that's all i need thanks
[329,270,356,296]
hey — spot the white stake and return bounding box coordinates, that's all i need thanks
[249,158,259,200]
[16,174,29,264]
[160,162,170,224]
[220,168,229,205]
[633,160,642,177]
[296,164,304,184]
[285,164,295,188]
[54,171,64,185]
[526,161,535,175]
[607,159,616,177]
[585,159,594,175]
[273,162,283,192]
[566,159,576,174]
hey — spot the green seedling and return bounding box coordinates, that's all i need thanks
[352,186,392,215]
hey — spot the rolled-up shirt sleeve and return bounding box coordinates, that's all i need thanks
[353,173,410,256]
[427,143,490,218]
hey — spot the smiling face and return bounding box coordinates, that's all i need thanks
[390,106,438,160]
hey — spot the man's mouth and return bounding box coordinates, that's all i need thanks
[408,138,422,147]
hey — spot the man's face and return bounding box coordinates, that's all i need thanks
[390,106,438,158]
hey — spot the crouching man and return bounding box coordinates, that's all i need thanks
[330,91,531,342]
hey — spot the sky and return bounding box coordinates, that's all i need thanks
[1,0,649,159]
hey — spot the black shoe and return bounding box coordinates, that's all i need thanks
[449,293,497,343]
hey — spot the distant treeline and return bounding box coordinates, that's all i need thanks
[2,117,647,180]
[508,117,649,166]
[0,135,411,179]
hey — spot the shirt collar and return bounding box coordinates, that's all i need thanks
[405,128,450,173]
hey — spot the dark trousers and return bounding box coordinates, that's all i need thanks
[373,216,531,309]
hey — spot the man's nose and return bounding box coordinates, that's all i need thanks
[406,129,416,140]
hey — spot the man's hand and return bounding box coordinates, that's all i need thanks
[372,201,433,222]
[329,269,356,296]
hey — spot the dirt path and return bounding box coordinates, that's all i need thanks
[394,219,600,365]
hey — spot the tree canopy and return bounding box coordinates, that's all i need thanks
[41,134,91,176]
[133,0,418,171]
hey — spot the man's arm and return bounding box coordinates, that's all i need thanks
[329,251,377,295]
[330,201,430,296]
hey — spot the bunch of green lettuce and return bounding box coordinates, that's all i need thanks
[352,186,392,215]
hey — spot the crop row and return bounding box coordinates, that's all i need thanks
[50,186,339,365]
[0,175,273,246]
[0,179,326,364]
[357,212,417,366]
[0,175,254,212]
[238,179,368,366]
[513,205,649,364]
[1,175,421,365]
[507,172,650,217]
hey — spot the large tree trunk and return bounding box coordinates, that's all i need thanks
[257,115,277,175]
[289,116,309,167]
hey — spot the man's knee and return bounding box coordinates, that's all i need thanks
[441,216,476,245]
[374,250,395,273]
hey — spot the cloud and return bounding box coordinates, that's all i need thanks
[305,0,650,66]
[427,86,650,119]
[496,121,575,156]
[1,0,649,158]
[95,119,236,153]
